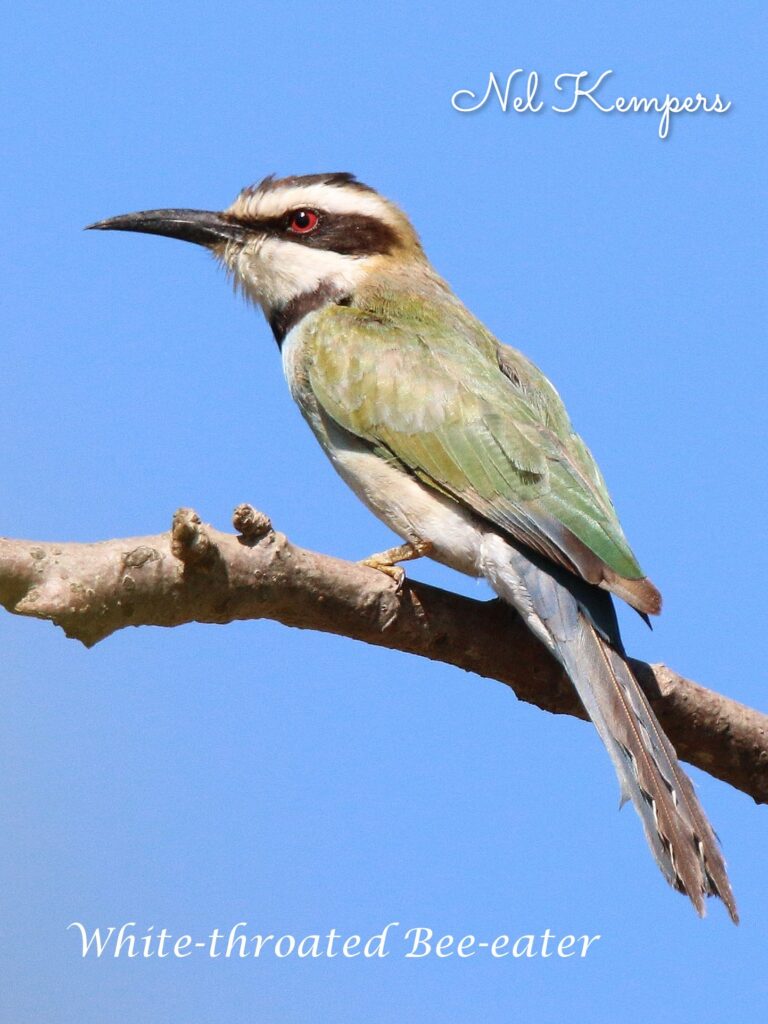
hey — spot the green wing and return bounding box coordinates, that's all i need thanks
[303,298,656,606]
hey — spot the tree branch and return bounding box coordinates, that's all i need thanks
[2,506,766,803]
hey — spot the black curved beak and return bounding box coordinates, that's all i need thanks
[85,208,249,247]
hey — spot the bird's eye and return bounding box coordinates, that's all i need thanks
[287,209,319,235]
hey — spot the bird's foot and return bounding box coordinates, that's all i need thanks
[359,540,433,591]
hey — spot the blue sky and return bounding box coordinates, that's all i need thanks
[1,2,765,1020]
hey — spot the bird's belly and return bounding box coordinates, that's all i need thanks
[326,434,485,578]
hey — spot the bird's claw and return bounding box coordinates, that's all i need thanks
[359,557,407,590]
[358,540,433,591]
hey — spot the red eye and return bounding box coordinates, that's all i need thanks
[287,209,319,234]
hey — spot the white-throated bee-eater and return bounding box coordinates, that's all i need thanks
[89,172,737,921]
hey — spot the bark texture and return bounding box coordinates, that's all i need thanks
[1,506,766,803]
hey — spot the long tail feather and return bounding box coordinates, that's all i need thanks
[561,616,738,921]
[482,537,738,921]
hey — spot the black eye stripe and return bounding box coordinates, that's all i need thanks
[230,210,399,257]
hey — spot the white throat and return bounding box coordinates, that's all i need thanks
[226,235,369,313]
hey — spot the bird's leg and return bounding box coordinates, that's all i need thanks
[359,539,433,589]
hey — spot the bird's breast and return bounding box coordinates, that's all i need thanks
[280,322,485,577]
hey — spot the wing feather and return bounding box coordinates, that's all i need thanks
[304,301,660,613]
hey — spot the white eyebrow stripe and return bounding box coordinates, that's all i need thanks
[230,183,398,224]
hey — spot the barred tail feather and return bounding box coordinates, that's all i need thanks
[482,538,737,921]
[561,618,738,922]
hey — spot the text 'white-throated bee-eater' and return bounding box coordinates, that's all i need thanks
[88,172,737,921]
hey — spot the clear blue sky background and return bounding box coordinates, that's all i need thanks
[2,3,765,1021]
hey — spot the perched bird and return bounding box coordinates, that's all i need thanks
[89,172,737,921]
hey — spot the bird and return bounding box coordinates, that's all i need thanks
[88,171,737,921]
